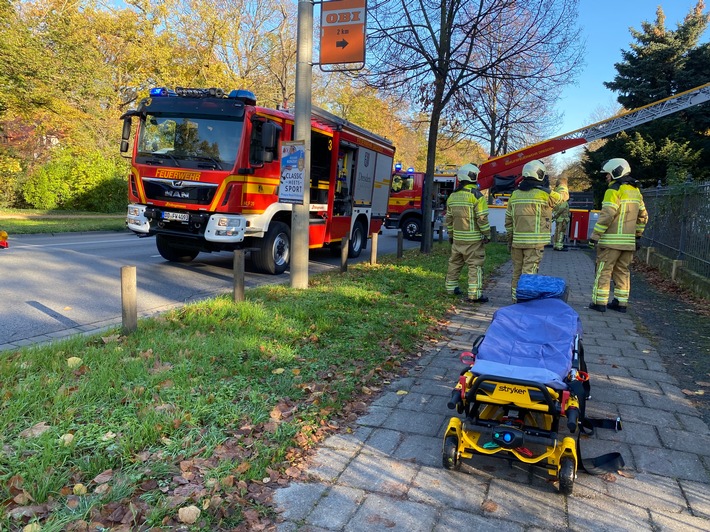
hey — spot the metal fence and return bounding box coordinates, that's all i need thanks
[640,180,710,279]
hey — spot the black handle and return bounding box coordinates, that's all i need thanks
[447,389,463,410]
[567,407,579,433]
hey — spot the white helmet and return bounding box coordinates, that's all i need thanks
[601,158,631,179]
[457,163,480,183]
[522,160,546,182]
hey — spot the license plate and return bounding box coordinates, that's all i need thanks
[162,211,189,222]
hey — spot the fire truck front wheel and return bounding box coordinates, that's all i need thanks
[401,217,422,241]
[156,235,200,263]
[252,221,290,275]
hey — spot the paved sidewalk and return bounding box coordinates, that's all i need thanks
[274,247,710,531]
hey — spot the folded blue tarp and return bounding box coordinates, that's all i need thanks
[516,273,567,301]
[472,298,582,388]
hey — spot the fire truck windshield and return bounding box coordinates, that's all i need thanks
[136,114,242,170]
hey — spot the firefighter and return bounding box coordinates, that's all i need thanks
[588,158,648,312]
[505,160,562,302]
[552,176,570,251]
[445,163,491,303]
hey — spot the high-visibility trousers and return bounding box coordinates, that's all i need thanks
[592,247,634,305]
[511,247,543,302]
[554,217,569,249]
[445,240,485,299]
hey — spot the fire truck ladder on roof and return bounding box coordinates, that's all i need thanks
[557,82,710,143]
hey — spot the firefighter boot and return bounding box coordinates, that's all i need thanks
[607,298,627,313]
[467,296,489,303]
[588,303,606,313]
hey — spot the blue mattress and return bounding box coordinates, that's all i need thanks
[471,298,582,388]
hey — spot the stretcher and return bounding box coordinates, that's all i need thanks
[442,274,622,494]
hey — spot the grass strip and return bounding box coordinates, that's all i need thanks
[0,239,508,530]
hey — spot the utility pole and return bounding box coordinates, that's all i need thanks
[291,0,313,289]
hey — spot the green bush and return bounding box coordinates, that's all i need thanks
[22,148,128,212]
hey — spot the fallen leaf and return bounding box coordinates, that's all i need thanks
[696,381,710,387]
[178,505,200,524]
[19,422,51,438]
[481,499,499,513]
[59,433,74,446]
[23,524,42,532]
[617,470,635,478]
[101,431,116,441]
[73,484,87,495]
[272,368,285,375]
[600,473,617,483]
[93,469,113,484]
[66,357,82,369]
[396,390,408,395]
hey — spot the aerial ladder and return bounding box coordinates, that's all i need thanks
[476,81,710,191]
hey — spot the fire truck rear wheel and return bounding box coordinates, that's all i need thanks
[402,217,422,241]
[252,221,290,275]
[348,221,366,258]
[156,235,200,263]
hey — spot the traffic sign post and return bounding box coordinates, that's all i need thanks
[320,0,366,66]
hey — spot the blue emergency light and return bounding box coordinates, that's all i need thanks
[407,167,415,173]
[149,87,177,97]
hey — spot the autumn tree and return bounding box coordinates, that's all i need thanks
[363,0,584,251]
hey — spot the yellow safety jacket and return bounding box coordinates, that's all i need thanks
[553,184,570,221]
[505,185,561,248]
[445,184,491,242]
[592,181,648,250]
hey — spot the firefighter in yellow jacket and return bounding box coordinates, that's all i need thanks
[505,160,561,302]
[552,176,570,251]
[588,158,648,312]
[445,163,491,303]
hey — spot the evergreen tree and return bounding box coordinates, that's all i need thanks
[585,1,710,204]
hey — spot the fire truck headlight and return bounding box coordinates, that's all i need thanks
[215,216,244,236]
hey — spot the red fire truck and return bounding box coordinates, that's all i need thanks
[384,169,456,240]
[120,87,395,274]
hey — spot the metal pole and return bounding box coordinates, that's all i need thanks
[291,0,313,289]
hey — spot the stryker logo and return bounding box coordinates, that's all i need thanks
[164,190,191,198]
[498,385,526,395]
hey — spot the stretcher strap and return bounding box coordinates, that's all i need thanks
[576,416,625,474]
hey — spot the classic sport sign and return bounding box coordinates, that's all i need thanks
[320,0,366,65]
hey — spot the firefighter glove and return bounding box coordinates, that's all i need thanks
[588,239,596,250]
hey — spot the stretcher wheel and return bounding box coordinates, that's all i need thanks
[442,436,461,470]
[558,456,575,494]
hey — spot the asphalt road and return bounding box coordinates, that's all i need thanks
[0,228,421,349]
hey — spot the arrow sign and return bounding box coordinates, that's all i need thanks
[320,0,366,65]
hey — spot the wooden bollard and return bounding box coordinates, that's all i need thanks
[121,265,137,334]
[397,230,403,258]
[340,237,349,272]
[370,232,378,265]
[233,250,245,302]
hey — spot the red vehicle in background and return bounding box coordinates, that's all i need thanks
[385,169,456,240]
[120,87,395,274]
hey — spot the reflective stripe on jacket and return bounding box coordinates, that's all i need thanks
[505,188,561,248]
[593,183,648,250]
[445,184,491,242]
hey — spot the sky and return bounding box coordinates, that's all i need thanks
[552,0,709,164]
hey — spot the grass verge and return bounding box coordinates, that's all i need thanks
[0,210,126,234]
[0,242,509,531]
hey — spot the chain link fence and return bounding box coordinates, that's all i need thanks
[639,180,710,279]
